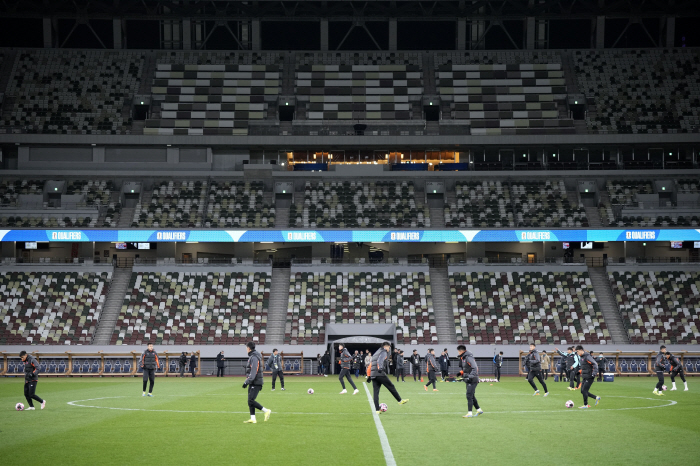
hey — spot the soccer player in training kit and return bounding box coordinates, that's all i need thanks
[458,345,483,418]
[576,345,600,409]
[20,351,45,410]
[337,344,359,394]
[595,352,608,382]
[242,342,272,424]
[666,352,688,391]
[395,350,406,382]
[493,351,503,381]
[653,345,668,396]
[555,346,580,390]
[369,341,409,413]
[140,343,160,396]
[424,348,439,391]
[524,343,549,396]
[267,349,285,391]
[410,350,422,381]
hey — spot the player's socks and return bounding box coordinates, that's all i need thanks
[41,400,46,410]
[263,408,271,421]
[595,396,601,406]
[671,382,677,390]
[339,389,347,394]
[533,390,540,396]
[684,382,689,391]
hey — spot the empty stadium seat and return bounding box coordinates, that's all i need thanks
[205,180,275,228]
[132,180,207,228]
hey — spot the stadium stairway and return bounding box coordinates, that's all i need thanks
[92,267,133,345]
[587,266,629,344]
[584,206,602,227]
[118,206,135,228]
[264,267,291,345]
[428,265,457,344]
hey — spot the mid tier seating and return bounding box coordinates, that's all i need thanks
[678,179,700,192]
[450,271,609,345]
[512,180,587,227]
[205,181,275,228]
[2,50,143,134]
[66,179,121,227]
[600,179,654,226]
[286,271,436,345]
[444,180,514,228]
[132,180,207,228]
[0,179,45,207]
[0,215,97,228]
[112,271,270,345]
[0,271,110,345]
[609,270,700,344]
[289,180,429,228]
[575,48,700,134]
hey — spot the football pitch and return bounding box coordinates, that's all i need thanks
[2,375,699,466]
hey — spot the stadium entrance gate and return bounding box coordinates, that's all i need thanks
[325,324,396,375]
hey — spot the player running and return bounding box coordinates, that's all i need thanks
[20,351,45,411]
[457,345,483,418]
[524,343,549,396]
[140,343,160,397]
[337,343,359,395]
[653,345,667,396]
[369,341,409,413]
[666,352,688,391]
[424,348,439,391]
[243,342,272,424]
[576,345,600,409]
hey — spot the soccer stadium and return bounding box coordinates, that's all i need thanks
[1,1,700,464]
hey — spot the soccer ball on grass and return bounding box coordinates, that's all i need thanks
[307,388,314,394]
[565,400,574,408]
[379,403,388,412]
[16,403,24,411]
[662,385,667,391]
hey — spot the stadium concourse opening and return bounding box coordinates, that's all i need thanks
[327,324,396,374]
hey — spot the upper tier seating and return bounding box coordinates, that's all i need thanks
[512,180,587,227]
[132,180,207,228]
[0,271,110,345]
[205,180,275,228]
[289,180,429,228]
[111,271,270,345]
[450,270,609,344]
[286,270,436,345]
[609,270,700,344]
[444,180,514,228]
[574,48,700,134]
[295,52,422,121]
[2,50,143,134]
[436,51,572,135]
[146,52,283,136]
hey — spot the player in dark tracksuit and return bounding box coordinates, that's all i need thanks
[140,343,160,396]
[555,346,580,390]
[524,343,549,396]
[267,349,285,391]
[370,341,409,412]
[458,345,483,418]
[395,351,406,382]
[424,349,439,391]
[577,345,600,408]
[410,350,422,381]
[20,351,45,410]
[494,352,503,381]
[242,342,271,424]
[337,344,358,394]
[653,345,668,396]
[666,353,688,391]
[595,353,607,382]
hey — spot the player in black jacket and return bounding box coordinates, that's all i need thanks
[20,351,45,410]
[595,352,607,382]
[140,343,160,396]
[216,351,226,377]
[337,344,359,394]
[243,342,272,424]
[424,349,439,391]
[370,341,409,412]
[494,351,503,381]
[524,343,549,396]
[653,345,668,396]
[666,353,688,391]
[409,350,422,381]
[576,345,600,409]
[458,345,484,418]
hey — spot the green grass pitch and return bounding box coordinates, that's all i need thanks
[2,375,699,465]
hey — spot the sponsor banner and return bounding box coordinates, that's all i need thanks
[0,229,699,243]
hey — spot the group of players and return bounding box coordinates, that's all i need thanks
[16,341,690,421]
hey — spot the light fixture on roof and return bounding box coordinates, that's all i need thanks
[285,102,289,106]
[167,144,171,147]
[131,189,134,193]
[141,101,144,105]
[575,100,578,104]
[91,143,96,146]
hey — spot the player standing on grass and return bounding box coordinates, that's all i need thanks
[424,348,439,392]
[410,349,422,381]
[19,351,45,411]
[524,343,549,397]
[653,345,667,396]
[243,342,272,424]
[267,349,285,391]
[457,345,483,418]
[493,351,503,382]
[140,343,160,397]
[370,341,409,413]
[576,345,600,409]
[337,343,359,395]
[665,353,688,391]
[555,346,579,390]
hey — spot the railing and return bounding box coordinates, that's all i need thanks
[2,257,95,265]
[291,257,428,266]
[132,257,272,266]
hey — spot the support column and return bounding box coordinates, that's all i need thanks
[665,16,675,48]
[526,17,535,50]
[320,19,329,51]
[389,19,397,51]
[183,19,192,50]
[113,19,122,49]
[43,17,53,48]
[595,16,605,49]
[251,19,261,51]
[457,18,466,50]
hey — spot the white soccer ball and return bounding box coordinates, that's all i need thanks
[16,403,24,411]
[307,388,314,394]
[379,403,388,412]
[565,400,574,408]
[662,385,667,391]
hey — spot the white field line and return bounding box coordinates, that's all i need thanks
[363,382,396,466]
